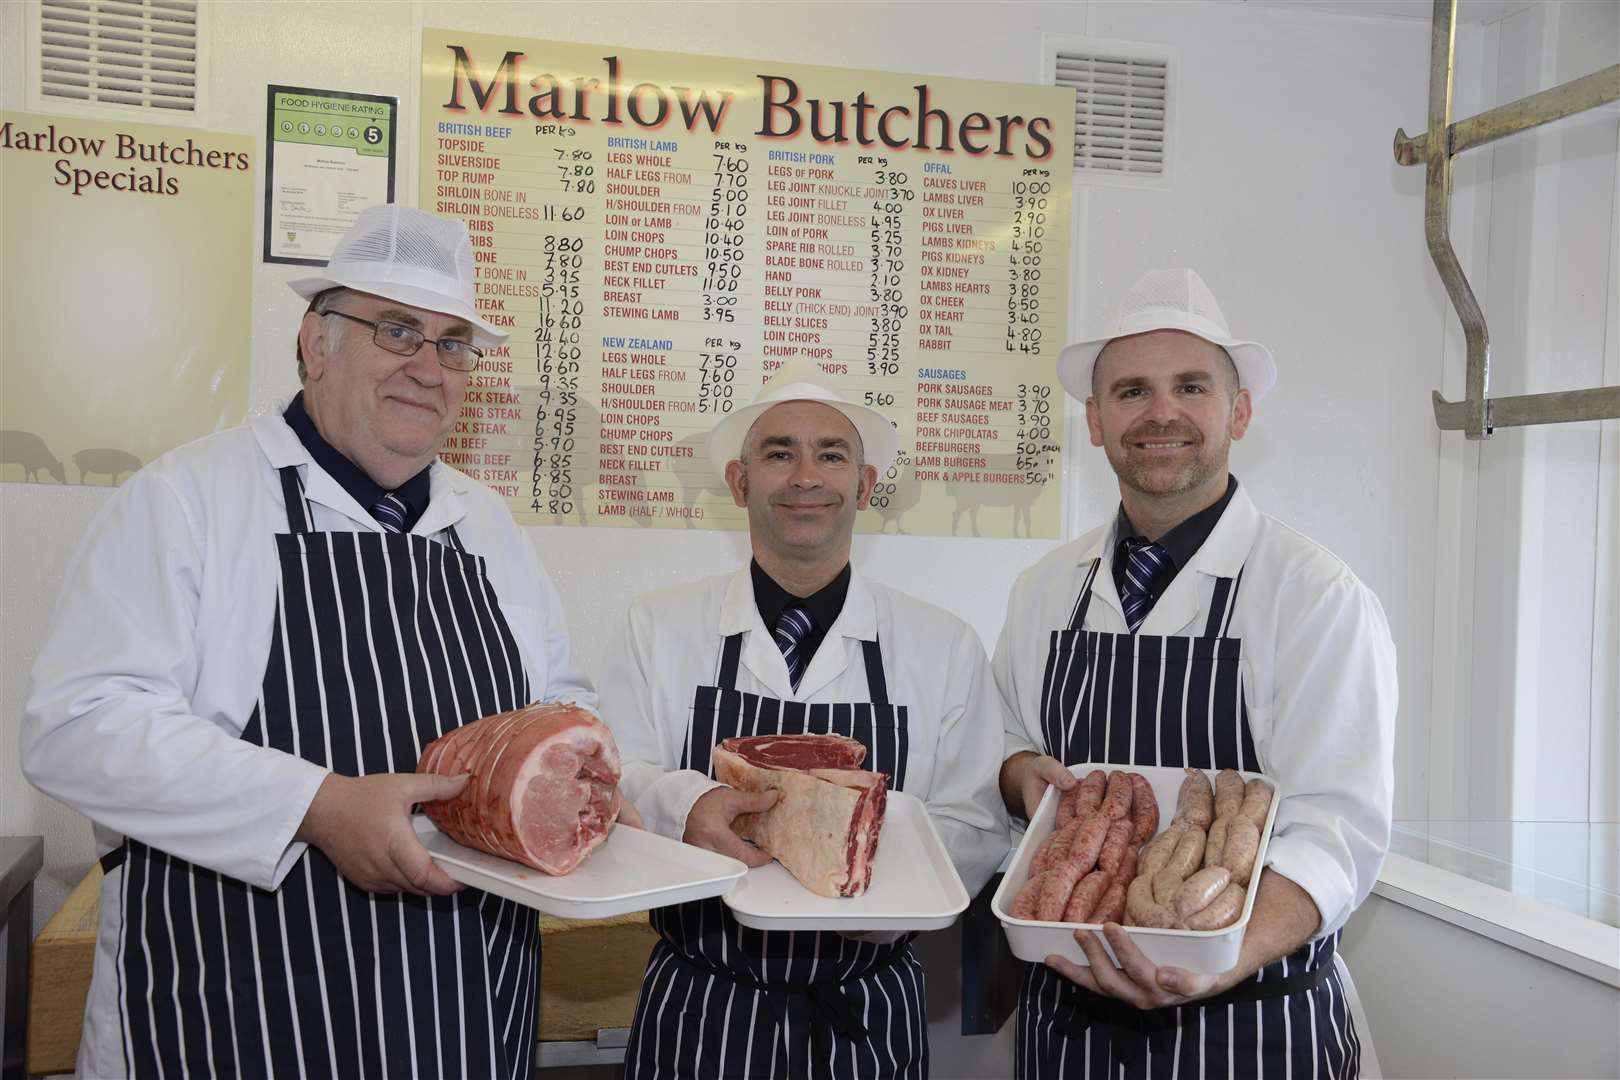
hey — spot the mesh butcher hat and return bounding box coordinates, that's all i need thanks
[707,357,899,478]
[288,204,508,348]
[1056,268,1276,403]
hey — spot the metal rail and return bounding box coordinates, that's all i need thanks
[1394,0,1620,440]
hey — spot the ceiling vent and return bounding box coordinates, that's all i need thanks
[1043,35,1176,189]
[35,0,201,116]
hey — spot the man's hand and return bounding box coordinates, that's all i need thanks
[1046,924,1236,1009]
[999,751,1077,822]
[296,772,468,895]
[683,786,779,867]
[615,799,645,830]
[1044,869,1322,1009]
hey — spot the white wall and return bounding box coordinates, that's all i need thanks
[1340,894,1620,1080]
[1425,0,1619,915]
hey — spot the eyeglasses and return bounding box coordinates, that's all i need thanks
[324,310,483,373]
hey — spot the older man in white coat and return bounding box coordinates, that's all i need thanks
[995,269,1396,1079]
[22,206,593,1080]
[603,358,1008,1079]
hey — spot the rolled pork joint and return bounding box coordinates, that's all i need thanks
[711,733,888,898]
[416,703,624,875]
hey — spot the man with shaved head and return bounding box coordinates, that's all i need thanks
[602,358,1008,1079]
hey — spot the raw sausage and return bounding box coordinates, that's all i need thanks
[1214,769,1245,819]
[1126,875,1178,929]
[1097,819,1133,875]
[1184,882,1246,931]
[1037,858,1087,922]
[1113,845,1139,889]
[1217,816,1261,881]
[1032,817,1082,874]
[1174,866,1232,922]
[1240,778,1273,829]
[1175,768,1215,828]
[1055,784,1082,829]
[1152,868,1184,906]
[1101,771,1135,821]
[1092,881,1127,925]
[1010,871,1049,920]
[1138,820,1184,877]
[1078,769,1107,812]
[1066,813,1111,876]
[1165,822,1206,878]
[1062,869,1111,924]
[1203,816,1230,870]
[1128,773,1160,843]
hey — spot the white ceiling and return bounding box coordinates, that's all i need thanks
[1237,0,1541,24]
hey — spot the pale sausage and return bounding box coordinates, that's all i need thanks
[1175,768,1215,828]
[1217,816,1261,881]
[1184,882,1246,931]
[1240,778,1273,829]
[1214,769,1245,819]
[1125,875,1178,928]
[1174,866,1232,922]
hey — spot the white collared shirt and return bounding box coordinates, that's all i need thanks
[601,565,1010,897]
[21,402,595,890]
[994,484,1398,938]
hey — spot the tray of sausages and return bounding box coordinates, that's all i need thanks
[991,763,1278,975]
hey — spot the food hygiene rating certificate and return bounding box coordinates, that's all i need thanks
[266,86,396,265]
[420,30,1074,537]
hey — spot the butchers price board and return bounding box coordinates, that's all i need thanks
[723,791,970,931]
[414,815,747,919]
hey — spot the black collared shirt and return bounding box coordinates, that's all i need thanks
[751,559,851,671]
[1111,475,1239,608]
[283,391,432,532]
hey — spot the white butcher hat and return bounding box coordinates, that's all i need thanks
[1056,268,1276,403]
[288,204,508,348]
[707,357,899,478]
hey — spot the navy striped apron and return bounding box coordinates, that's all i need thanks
[1018,559,1363,1080]
[99,466,539,1079]
[623,631,928,1080]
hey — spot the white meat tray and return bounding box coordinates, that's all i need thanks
[992,763,1280,975]
[723,791,970,931]
[413,816,748,920]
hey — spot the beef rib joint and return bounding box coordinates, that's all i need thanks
[417,703,623,875]
[711,733,888,898]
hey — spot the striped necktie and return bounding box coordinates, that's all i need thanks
[371,491,409,534]
[1120,537,1170,634]
[772,605,815,689]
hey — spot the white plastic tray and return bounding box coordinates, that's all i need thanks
[413,816,748,920]
[992,763,1280,975]
[723,791,970,931]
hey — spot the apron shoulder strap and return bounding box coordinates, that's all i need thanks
[277,466,313,534]
[716,631,743,690]
[1202,566,1246,638]
[1066,558,1102,631]
[860,637,888,706]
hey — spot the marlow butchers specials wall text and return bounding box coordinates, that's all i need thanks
[421,32,1074,537]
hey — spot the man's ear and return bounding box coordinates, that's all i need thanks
[855,463,878,510]
[1229,388,1252,441]
[724,459,748,508]
[1085,397,1104,447]
[299,312,331,380]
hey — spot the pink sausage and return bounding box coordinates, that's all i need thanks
[1037,858,1087,922]
[1062,870,1111,924]
[1092,881,1127,925]
[1078,769,1107,812]
[1010,871,1049,920]
[1101,771,1134,821]
[1066,813,1111,875]
[1097,819,1133,875]
[1128,773,1160,844]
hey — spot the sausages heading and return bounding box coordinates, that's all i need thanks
[440,47,1057,161]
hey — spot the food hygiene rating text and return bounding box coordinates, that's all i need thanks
[0,121,251,196]
[440,47,1057,161]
